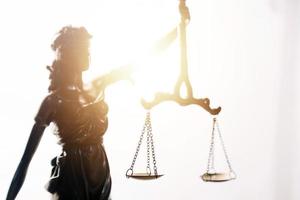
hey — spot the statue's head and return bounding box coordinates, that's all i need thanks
[52,26,92,71]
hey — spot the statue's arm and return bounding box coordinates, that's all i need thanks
[6,94,56,200]
[86,27,178,98]
[86,5,190,100]
[6,123,46,200]
[86,65,133,100]
[150,27,178,55]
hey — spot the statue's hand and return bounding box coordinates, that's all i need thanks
[179,0,190,24]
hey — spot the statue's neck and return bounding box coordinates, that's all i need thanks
[60,68,83,91]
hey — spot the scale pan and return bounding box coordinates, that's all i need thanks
[127,172,164,180]
[201,172,236,182]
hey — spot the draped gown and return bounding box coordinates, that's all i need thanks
[35,90,111,200]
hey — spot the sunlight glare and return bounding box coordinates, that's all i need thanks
[82,1,180,102]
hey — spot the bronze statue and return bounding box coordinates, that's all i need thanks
[6,26,132,200]
[6,3,190,200]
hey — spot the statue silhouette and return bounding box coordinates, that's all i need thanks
[6,26,132,200]
[6,5,189,199]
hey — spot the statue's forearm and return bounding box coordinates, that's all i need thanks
[92,65,133,91]
[151,28,177,54]
[6,161,29,200]
[6,123,45,200]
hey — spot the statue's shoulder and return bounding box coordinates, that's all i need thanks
[34,92,60,126]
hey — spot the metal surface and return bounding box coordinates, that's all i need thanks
[127,172,164,180]
[126,112,161,180]
[141,0,221,115]
[202,118,236,182]
[215,119,234,173]
[201,172,236,182]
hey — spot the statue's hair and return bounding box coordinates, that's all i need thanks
[51,26,92,51]
[47,26,92,92]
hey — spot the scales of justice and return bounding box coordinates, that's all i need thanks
[125,0,236,182]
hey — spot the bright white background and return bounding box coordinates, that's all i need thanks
[0,0,299,199]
